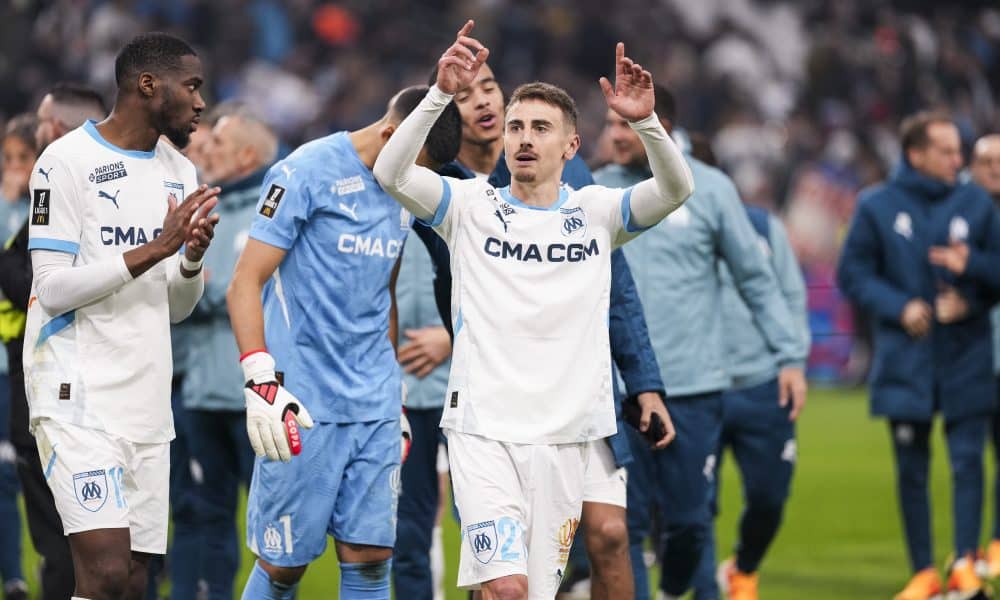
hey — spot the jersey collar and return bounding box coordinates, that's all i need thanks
[83,120,156,160]
[497,185,570,211]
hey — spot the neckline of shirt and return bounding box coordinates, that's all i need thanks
[497,185,570,212]
[83,120,157,160]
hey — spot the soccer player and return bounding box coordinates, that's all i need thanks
[397,61,670,600]
[595,86,807,600]
[0,83,106,600]
[24,32,219,600]
[684,144,812,600]
[226,86,460,599]
[374,21,693,598]
[838,113,1000,600]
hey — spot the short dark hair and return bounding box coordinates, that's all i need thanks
[506,82,578,130]
[47,83,107,116]
[687,132,716,166]
[390,86,462,166]
[900,111,953,153]
[114,32,197,87]
[4,113,39,153]
[653,84,677,124]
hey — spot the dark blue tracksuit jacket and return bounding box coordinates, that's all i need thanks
[837,159,1000,421]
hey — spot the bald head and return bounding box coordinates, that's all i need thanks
[971,134,1000,199]
[209,113,278,185]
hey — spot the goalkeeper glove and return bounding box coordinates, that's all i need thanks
[401,381,412,463]
[241,350,314,462]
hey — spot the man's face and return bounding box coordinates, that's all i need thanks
[35,94,60,150]
[207,115,245,183]
[2,135,37,198]
[908,122,963,185]
[155,54,206,149]
[971,138,1000,199]
[602,108,646,168]
[183,123,215,182]
[503,99,578,185]
[454,63,504,146]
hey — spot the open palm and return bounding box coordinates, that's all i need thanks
[599,42,655,121]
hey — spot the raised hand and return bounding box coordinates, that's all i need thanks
[183,198,220,264]
[157,184,220,258]
[436,20,490,95]
[599,42,655,122]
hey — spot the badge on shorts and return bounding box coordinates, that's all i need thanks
[467,520,498,564]
[73,469,108,512]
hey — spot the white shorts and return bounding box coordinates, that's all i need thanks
[583,439,627,508]
[34,418,169,554]
[446,429,588,599]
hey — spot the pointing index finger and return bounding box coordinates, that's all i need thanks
[457,19,474,39]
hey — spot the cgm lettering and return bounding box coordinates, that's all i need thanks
[483,237,599,262]
[337,234,402,258]
[100,226,162,246]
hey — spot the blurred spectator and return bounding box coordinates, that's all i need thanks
[0,113,36,600]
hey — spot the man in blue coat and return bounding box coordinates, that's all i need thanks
[596,86,807,600]
[838,113,1000,600]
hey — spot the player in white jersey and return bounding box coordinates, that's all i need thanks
[374,21,694,598]
[23,33,220,600]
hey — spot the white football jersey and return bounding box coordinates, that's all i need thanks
[432,177,644,444]
[24,121,197,443]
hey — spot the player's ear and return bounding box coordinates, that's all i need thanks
[563,133,580,161]
[380,123,397,144]
[138,72,156,99]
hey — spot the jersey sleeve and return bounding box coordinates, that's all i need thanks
[27,153,82,256]
[248,162,312,250]
[423,176,479,247]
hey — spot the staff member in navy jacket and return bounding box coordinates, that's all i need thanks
[838,112,1000,600]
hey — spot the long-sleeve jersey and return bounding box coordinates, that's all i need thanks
[373,85,692,444]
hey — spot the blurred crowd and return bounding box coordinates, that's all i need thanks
[1,0,999,381]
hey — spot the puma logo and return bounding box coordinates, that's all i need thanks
[340,201,358,222]
[98,189,120,209]
[280,164,296,180]
[37,166,53,182]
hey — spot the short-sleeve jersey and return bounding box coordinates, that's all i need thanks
[429,177,644,444]
[23,121,198,443]
[249,132,410,424]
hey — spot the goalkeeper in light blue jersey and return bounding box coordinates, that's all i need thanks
[226,86,461,600]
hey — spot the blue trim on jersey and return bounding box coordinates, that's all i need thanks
[498,186,570,211]
[28,237,80,255]
[620,186,652,233]
[454,308,464,335]
[36,311,75,348]
[43,445,58,480]
[83,120,156,159]
[421,176,452,227]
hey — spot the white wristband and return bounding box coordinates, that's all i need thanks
[180,255,204,272]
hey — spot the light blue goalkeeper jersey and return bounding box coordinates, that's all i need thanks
[594,157,801,397]
[249,132,411,424]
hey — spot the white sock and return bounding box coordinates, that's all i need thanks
[431,524,445,600]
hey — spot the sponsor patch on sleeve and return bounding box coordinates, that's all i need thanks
[260,184,286,218]
[32,189,51,225]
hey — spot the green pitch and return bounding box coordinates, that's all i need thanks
[15,388,997,598]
